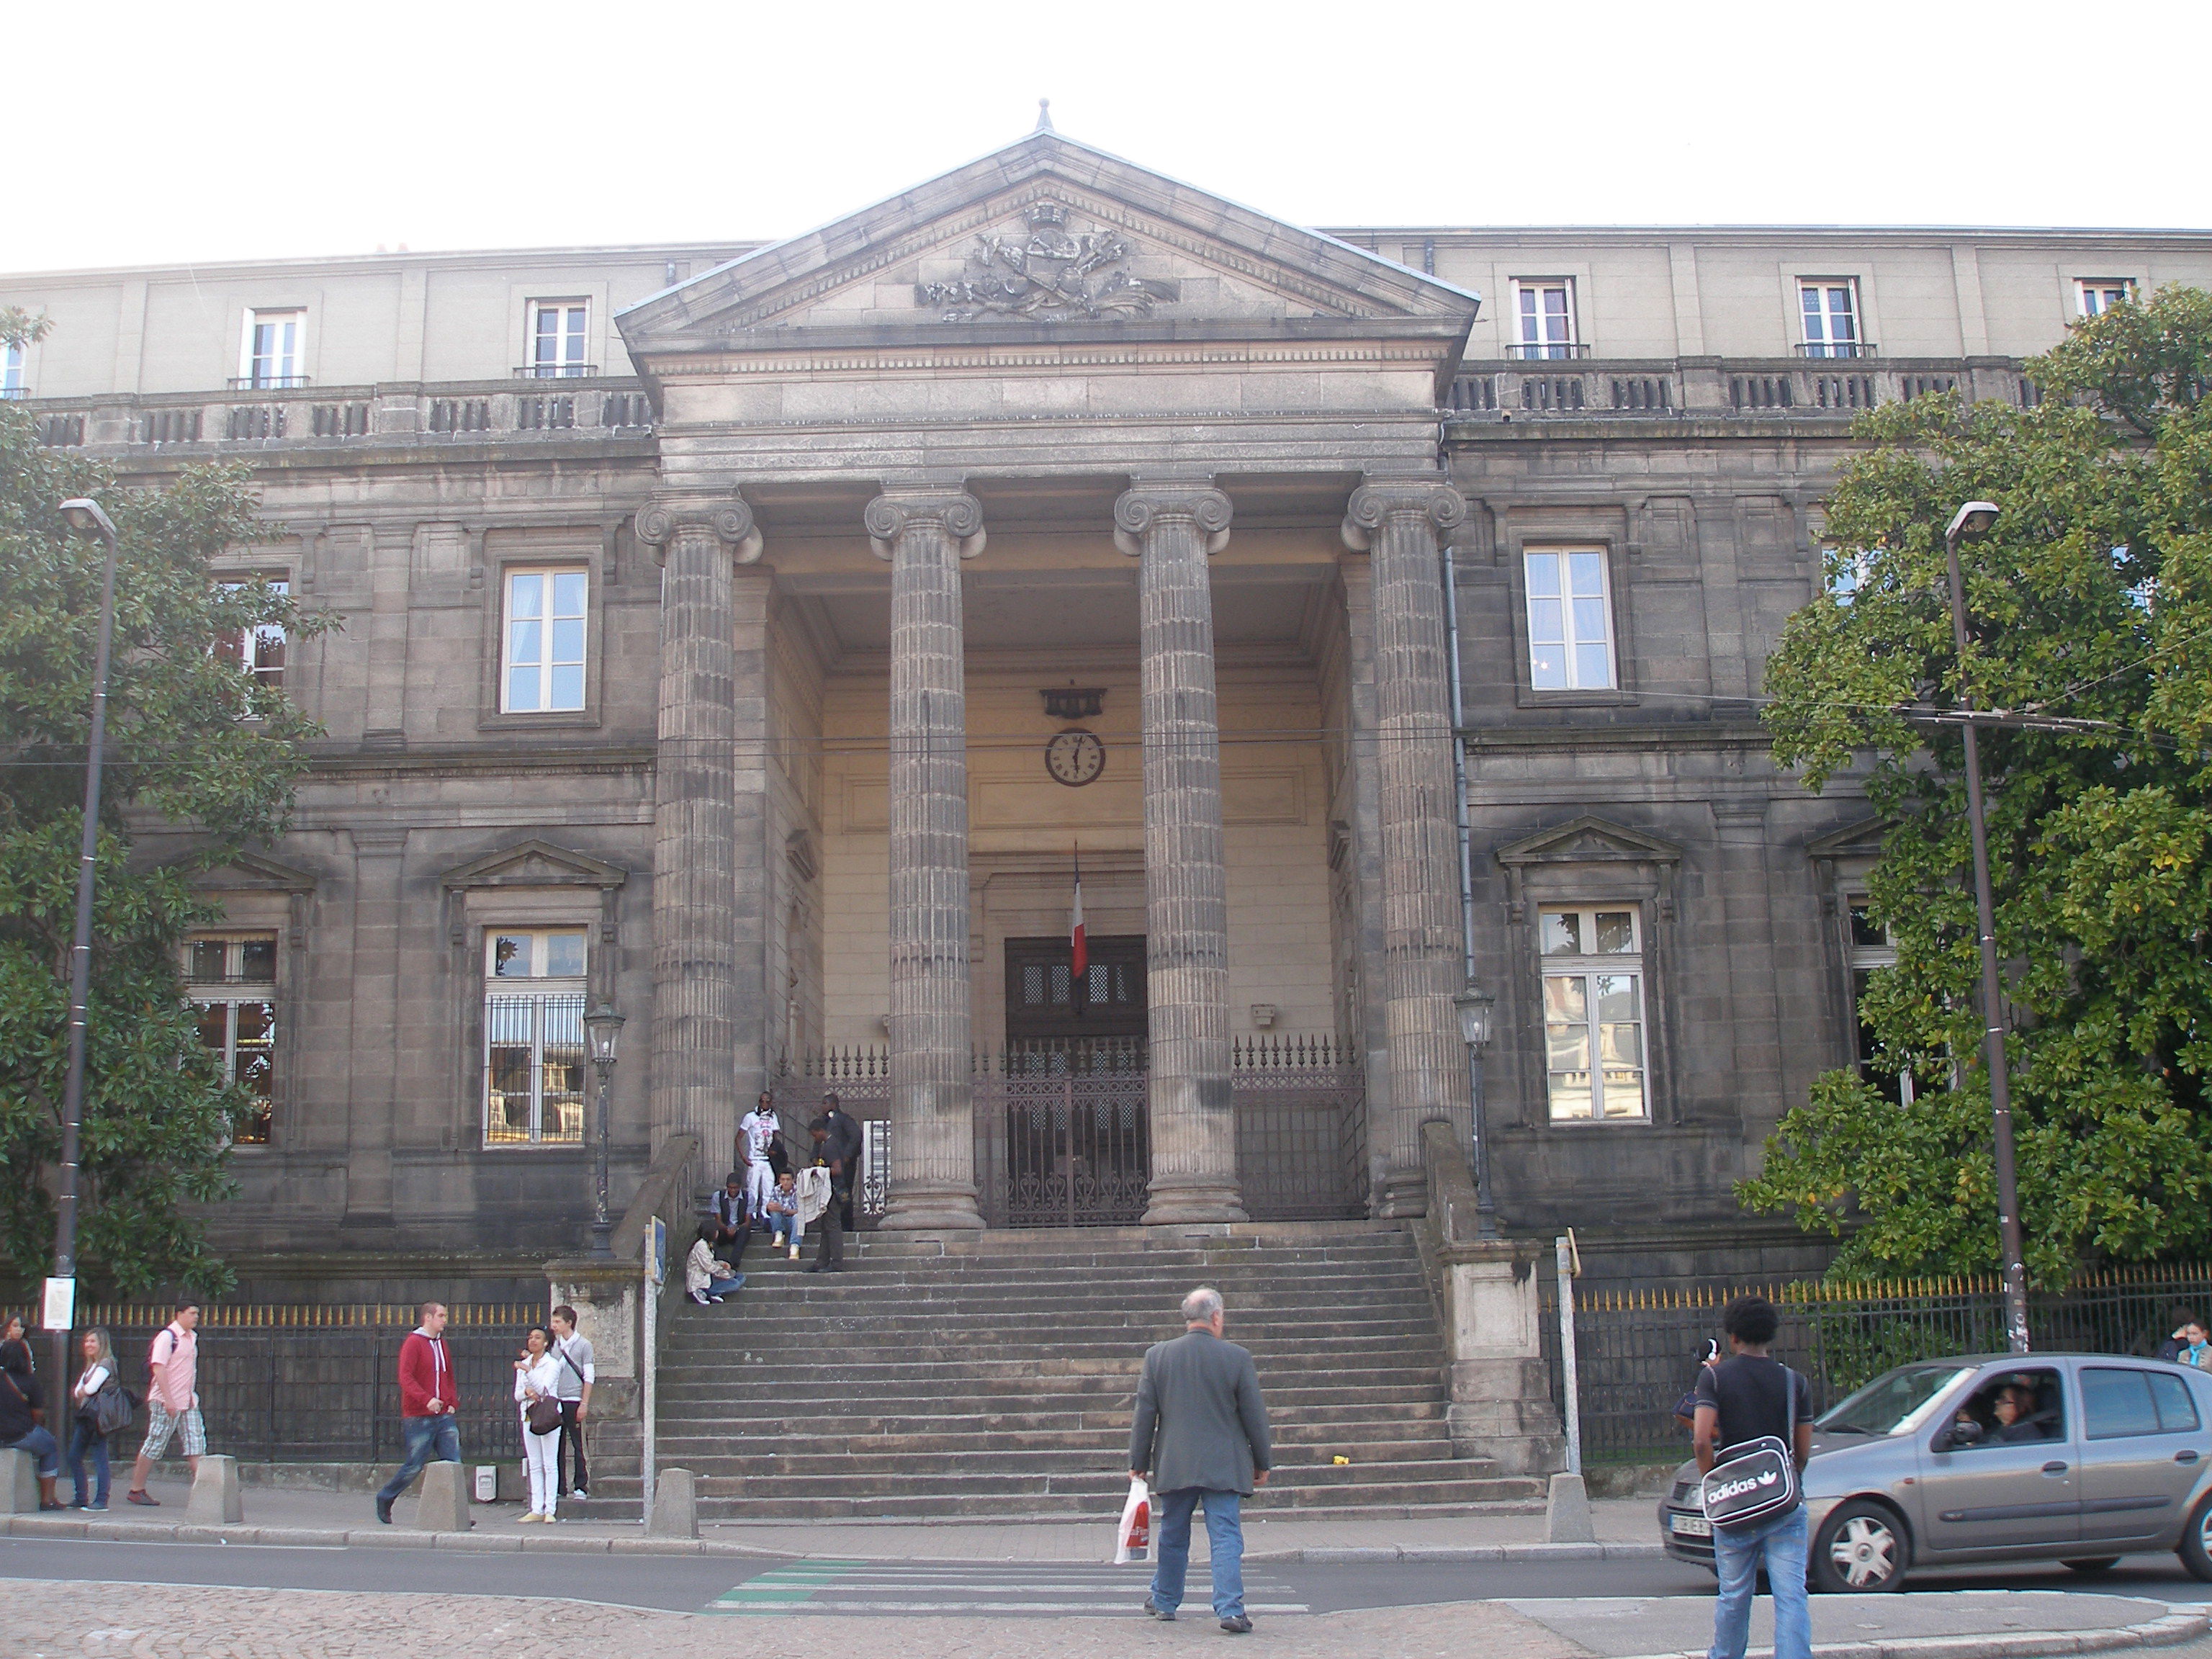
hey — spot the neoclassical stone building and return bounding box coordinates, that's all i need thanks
[9,126,2210,1293]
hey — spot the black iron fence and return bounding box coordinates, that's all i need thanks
[1545,1263,2212,1466]
[4,1302,545,1466]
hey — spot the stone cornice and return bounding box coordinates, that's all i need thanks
[649,336,1452,379]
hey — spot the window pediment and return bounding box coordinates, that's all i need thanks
[1495,814,1683,868]
[440,838,626,893]
[174,849,318,894]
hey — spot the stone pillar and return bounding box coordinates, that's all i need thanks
[635,495,763,1184]
[1115,486,1246,1224]
[1343,479,1472,1216]
[867,490,987,1231]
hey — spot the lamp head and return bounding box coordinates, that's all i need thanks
[583,1002,624,1065]
[58,498,118,542]
[1454,984,1496,1051]
[1946,501,2000,544]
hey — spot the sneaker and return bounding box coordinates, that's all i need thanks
[571,1487,588,1501]
[689,1290,709,1305]
[39,1499,65,1511]
[84,1503,108,1512]
[709,1295,725,1303]
[1220,1615,1253,1635]
[126,1491,159,1508]
[1144,1598,1176,1622]
[374,1496,393,1525]
[789,1246,800,1260]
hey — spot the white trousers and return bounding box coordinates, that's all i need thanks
[743,1159,777,1220]
[521,1411,559,1516]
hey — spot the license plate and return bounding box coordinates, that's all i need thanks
[1671,1513,1713,1537]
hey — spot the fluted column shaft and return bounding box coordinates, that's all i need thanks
[870,490,986,1231]
[1344,480,1472,1216]
[637,495,762,1191]
[1117,487,1245,1224]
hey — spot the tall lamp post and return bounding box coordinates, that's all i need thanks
[1943,500,2031,1354]
[47,498,122,1386]
[583,1002,624,1257]
[1453,984,1499,1241]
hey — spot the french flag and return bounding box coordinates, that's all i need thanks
[1070,845,1087,980]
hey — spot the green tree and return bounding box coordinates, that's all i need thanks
[1741,285,2212,1284]
[0,333,326,1296]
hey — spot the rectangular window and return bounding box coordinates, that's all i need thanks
[240,310,305,387]
[526,300,590,377]
[1524,549,1617,691]
[1539,905,1647,1122]
[216,578,288,693]
[502,567,588,712]
[2078,278,2135,318]
[484,927,588,1146]
[1513,280,1577,359]
[185,932,278,1146]
[1,340,24,397]
[1799,280,1863,357]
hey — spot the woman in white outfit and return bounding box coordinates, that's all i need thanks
[513,1324,562,1522]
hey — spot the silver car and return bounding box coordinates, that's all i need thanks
[1658,1353,2212,1591]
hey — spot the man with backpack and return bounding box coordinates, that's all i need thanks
[549,1305,595,1501]
[125,1302,204,1506]
[1694,1295,1815,1659]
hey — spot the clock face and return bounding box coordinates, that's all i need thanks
[1045,727,1106,786]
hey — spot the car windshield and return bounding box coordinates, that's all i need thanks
[1818,1364,1978,1435]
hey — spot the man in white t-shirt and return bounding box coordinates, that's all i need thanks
[737,1093,782,1222]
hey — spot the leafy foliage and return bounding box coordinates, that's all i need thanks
[0,394,326,1295]
[1741,286,2212,1285]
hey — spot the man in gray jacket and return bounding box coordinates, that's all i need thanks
[1128,1285,1272,1633]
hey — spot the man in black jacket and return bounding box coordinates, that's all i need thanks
[1128,1286,1272,1633]
[806,1097,863,1274]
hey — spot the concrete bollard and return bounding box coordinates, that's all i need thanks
[186,1455,245,1524]
[1546,1471,1596,1543]
[412,1459,472,1532]
[647,1467,699,1539]
[0,1447,35,1514]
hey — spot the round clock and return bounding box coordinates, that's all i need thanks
[1045,727,1106,787]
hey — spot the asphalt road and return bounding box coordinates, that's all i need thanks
[2,1537,2206,1617]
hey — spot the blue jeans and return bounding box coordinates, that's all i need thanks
[1709,1502,1810,1659]
[68,1422,109,1506]
[376,1413,460,1506]
[2,1425,59,1478]
[1150,1488,1246,1622]
[706,1274,744,1298]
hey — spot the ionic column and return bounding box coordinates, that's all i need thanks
[636,495,763,1184]
[1115,485,1246,1224]
[1342,479,1472,1216]
[868,490,987,1231]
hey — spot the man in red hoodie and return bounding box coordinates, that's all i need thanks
[374,1302,459,1524]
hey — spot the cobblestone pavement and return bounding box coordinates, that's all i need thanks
[11,1580,1589,1659]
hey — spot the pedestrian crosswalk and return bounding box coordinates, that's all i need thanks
[705,1559,1310,1617]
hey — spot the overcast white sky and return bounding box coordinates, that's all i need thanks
[11,0,2208,272]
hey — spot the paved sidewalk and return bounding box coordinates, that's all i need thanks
[5,1475,1660,1561]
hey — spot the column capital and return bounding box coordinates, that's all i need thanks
[1113,485,1232,558]
[634,492,763,565]
[1340,477,1467,552]
[866,490,985,561]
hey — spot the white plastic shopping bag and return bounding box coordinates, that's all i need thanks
[1114,1476,1151,1564]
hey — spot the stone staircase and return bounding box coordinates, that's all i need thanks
[578,1220,1544,1521]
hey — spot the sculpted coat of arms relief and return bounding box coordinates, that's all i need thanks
[919,202,1172,323]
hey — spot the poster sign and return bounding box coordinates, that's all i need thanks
[646,1216,667,1286]
[42,1276,76,1333]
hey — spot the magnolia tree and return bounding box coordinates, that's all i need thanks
[1743,286,2212,1283]
[0,309,326,1294]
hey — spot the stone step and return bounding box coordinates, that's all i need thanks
[590,1457,1514,1502]
[666,1338,1442,1368]
[686,1277,1436,1308]
[653,1419,1449,1455]
[666,1307,1437,1336]
[647,1431,1460,1470]
[567,1476,1545,1522]
[656,1380,1449,1411]
[647,1398,1449,1437]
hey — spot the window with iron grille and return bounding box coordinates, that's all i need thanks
[1799,279,1863,357]
[2078,278,2135,318]
[216,578,287,693]
[484,928,587,1146]
[525,300,590,377]
[1524,549,1617,691]
[1539,905,1647,1122]
[502,567,588,712]
[240,309,304,387]
[186,933,278,1145]
[1513,279,1577,359]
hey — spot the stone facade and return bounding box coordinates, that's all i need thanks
[9,128,2212,1291]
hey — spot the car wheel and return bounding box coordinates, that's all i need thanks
[2061,1557,2121,1575]
[2179,1492,2212,1582]
[1812,1500,1911,1593]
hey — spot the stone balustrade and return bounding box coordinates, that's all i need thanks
[1447,354,2041,423]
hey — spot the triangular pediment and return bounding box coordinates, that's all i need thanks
[171,849,319,893]
[1807,817,1887,860]
[439,838,627,891]
[1495,814,1683,867]
[617,130,1480,354]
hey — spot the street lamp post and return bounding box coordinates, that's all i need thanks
[1453,984,1499,1241]
[583,1003,624,1257]
[1943,500,2032,1354]
[48,498,122,1385]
